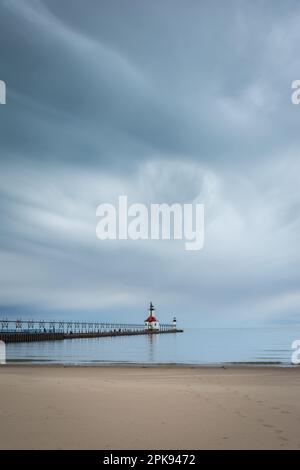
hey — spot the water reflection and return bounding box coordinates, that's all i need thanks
[147,334,156,362]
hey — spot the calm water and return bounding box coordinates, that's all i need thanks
[5,327,300,365]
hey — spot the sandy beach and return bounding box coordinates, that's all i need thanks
[0,365,300,450]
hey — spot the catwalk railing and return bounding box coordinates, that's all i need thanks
[0,318,176,335]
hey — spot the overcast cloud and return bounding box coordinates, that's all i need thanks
[0,0,300,326]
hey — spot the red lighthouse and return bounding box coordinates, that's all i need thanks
[144,302,160,331]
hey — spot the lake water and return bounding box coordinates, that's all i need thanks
[5,327,300,365]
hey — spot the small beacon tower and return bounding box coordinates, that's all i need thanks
[144,302,160,331]
[172,316,177,330]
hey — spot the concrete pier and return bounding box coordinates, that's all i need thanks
[0,328,183,344]
[0,318,183,343]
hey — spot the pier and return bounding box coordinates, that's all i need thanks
[0,318,183,343]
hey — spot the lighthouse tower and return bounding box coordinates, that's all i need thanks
[144,302,160,331]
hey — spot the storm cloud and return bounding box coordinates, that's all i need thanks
[0,0,300,326]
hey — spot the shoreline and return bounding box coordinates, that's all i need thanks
[1,361,296,368]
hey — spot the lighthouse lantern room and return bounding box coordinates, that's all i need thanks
[144,302,160,331]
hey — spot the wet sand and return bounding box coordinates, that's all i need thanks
[0,365,300,449]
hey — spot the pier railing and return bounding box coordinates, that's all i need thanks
[0,319,175,334]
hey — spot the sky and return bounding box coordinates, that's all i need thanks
[0,0,300,327]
